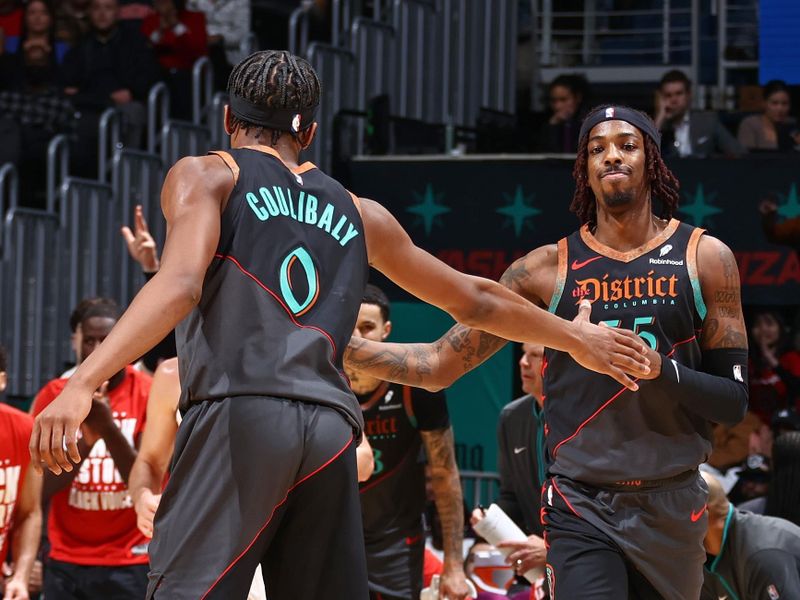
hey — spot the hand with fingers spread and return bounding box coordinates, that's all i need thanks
[29,380,94,475]
[121,205,160,273]
[567,300,650,391]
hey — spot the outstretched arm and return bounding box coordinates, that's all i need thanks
[640,235,748,425]
[31,155,233,475]
[351,212,649,390]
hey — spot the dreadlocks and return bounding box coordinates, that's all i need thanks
[765,431,800,527]
[569,106,680,228]
[227,50,321,145]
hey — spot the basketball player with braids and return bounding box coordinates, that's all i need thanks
[346,106,750,599]
[30,53,650,599]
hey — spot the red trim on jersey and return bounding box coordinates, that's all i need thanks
[214,253,338,359]
[552,335,697,458]
[201,435,354,599]
[551,478,582,519]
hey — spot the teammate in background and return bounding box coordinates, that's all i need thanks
[701,471,800,600]
[0,347,42,600]
[352,285,467,599]
[471,343,548,597]
[31,52,649,599]
[346,105,749,599]
[56,296,119,381]
[32,303,151,600]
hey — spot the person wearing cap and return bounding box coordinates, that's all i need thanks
[30,51,650,600]
[345,103,749,599]
[701,471,800,600]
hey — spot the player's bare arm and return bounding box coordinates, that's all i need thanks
[355,433,374,483]
[348,230,650,391]
[129,358,180,538]
[31,155,233,475]
[3,462,42,600]
[639,235,748,425]
[419,427,470,600]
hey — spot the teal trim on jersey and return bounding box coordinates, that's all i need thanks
[534,400,546,487]
[279,247,318,315]
[691,274,707,321]
[548,279,565,314]
[705,504,740,600]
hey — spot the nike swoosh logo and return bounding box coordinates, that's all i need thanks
[571,256,602,270]
[514,447,526,454]
[690,504,707,522]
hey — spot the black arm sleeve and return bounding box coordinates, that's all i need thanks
[656,348,748,426]
[745,549,800,600]
[410,388,450,431]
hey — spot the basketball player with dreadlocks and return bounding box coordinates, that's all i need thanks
[345,106,750,599]
[29,54,650,599]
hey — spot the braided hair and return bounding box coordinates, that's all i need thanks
[227,50,321,145]
[569,105,680,228]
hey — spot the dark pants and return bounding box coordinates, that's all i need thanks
[44,559,149,600]
[146,396,368,600]
[542,473,708,600]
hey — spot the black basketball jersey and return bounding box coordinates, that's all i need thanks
[358,381,449,538]
[544,219,712,484]
[176,146,369,431]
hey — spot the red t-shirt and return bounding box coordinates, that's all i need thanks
[749,350,800,423]
[141,10,208,71]
[0,8,23,38]
[33,366,151,566]
[0,402,33,565]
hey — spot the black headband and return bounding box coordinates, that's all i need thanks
[229,94,318,133]
[578,106,661,148]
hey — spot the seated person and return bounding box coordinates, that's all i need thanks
[738,80,800,152]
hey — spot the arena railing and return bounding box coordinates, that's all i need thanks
[58,178,118,320]
[160,120,211,168]
[716,0,758,103]
[0,163,19,236]
[98,107,123,184]
[1,208,64,398]
[288,1,314,56]
[192,56,214,127]
[459,470,501,509]
[210,92,231,150]
[111,148,165,302]
[46,134,70,214]
[147,82,171,155]
[307,43,357,173]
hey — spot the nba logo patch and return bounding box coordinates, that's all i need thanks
[605,107,615,118]
[733,365,743,383]
[291,113,302,132]
[768,584,780,599]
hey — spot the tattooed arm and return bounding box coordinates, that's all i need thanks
[358,201,649,391]
[420,427,470,600]
[639,235,748,425]
[348,239,649,391]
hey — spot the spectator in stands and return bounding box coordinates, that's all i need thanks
[655,70,745,158]
[55,0,90,45]
[0,0,22,54]
[141,0,207,118]
[31,302,151,600]
[739,432,800,527]
[748,309,800,425]
[738,80,800,152]
[0,346,43,600]
[471,343,548,598]
[187,0,251,89]
[536,74,588,154]
[701,471,800,600]
[0,0,77,207]
[118,0,154,22]
[58,297,120,380]
[760,197,800,256]
[61,0,159,151]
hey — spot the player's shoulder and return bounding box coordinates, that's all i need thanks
[166,154,236,195]
[695,234,737,280]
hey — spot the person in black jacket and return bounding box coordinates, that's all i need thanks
[60,0,158,153]
[472,343,548,597]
